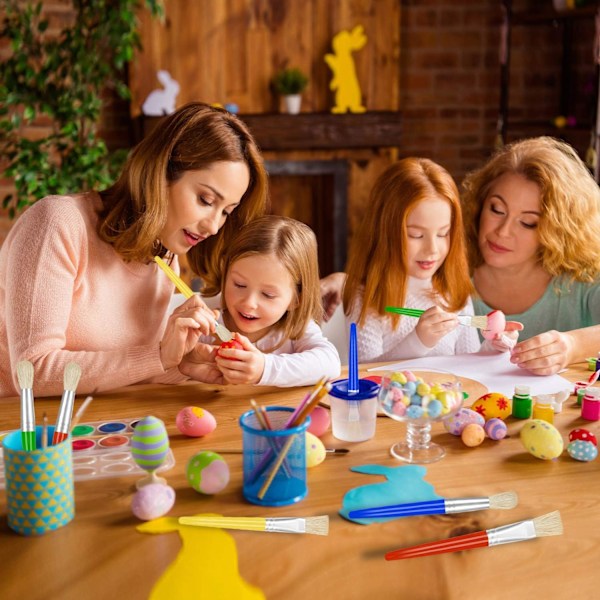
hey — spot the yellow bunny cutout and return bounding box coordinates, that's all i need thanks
[324,25,368,114]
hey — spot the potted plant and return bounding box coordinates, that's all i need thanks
[271,67,309,114]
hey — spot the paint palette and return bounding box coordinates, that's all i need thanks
[0,417,175,489]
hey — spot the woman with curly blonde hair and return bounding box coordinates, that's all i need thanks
[462,136,600,375]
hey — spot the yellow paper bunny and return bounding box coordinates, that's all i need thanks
[324,25,368,114]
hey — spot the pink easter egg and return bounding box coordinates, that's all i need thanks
[307,406,331,437]
[131,483,176,521]
[176,406,217,437]
[481,310,506,340]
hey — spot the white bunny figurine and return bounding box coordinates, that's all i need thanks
[142,70,180,116]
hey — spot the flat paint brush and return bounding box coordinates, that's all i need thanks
[385,306,488,329]
[52,362,81,445]
[349,491,518,520]
[16,360,36,451]
[385,510,563,560]
[179,515,329,535]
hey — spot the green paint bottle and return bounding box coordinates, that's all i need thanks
[511,385,532,419]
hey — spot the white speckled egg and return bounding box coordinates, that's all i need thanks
[567,440,598,462]
[444,408,485,436]
[306,432,326,468]
[131,483,176,520]
[520,419,564,460]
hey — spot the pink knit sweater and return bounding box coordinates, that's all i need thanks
[0,193,186,398]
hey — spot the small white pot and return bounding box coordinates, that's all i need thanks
[282,94,302,114]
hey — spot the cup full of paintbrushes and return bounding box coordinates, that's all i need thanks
[2,426,74,535]
[329,323,379,442]
[239,406,309,507]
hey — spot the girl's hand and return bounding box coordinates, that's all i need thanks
[415,306,458,348]
[510,330,574,375]
[484,320,524,352]
[179,342,225,384]
[215,333,265,385]
[159,295,216,370]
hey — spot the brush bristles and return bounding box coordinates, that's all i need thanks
[63,362,82,391]
[16,360,34,390]
[532,510,563,537]
[304,516,329,536]
[470,316,489,329]
[489,491,518,510]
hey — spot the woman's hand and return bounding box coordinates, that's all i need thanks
[484,320,524,352]
[320,272,346,322]
[510,330,574,375]
[179,342,225,384]
[159,295,216,370]
[215,333,265,384]
[415,306,458,348]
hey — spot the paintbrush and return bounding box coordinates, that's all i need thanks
[208,447,349,454]
[348,491,518,519]
[250,399,292,477]
[41,412,48,450]
[179,514,329,535]
[71,395,94,431]
[154,255,232,342]
[385,306,488,330]
[52,362,82,445]
[16,360,36,451]
[385,510,563,560]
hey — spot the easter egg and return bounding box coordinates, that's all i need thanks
[176,406,217,437]
[131,416,170,472]
[470,393,512,421]
[569,428,597,447]
[444,408,485,436]
[484,418,508,441]
[307,406,330,437]
[461,423,486,447]
[567,440,598,462]
[481,310,506,340]
[520,420,564,460]
[306,432,326,468]
[131,483,176,521]
[217,339,243,359]
[186,451,230,494]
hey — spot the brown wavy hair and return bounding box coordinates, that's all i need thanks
[343,157,473,328]
[462,136,600,282]
[220,215,322,346]
[98,102,268,288]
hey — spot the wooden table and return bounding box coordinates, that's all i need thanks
[1,363,598,599]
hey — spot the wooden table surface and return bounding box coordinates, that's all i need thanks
[1,362,598,600]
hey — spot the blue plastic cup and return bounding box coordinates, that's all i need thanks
[329,378,380,442]
[239,407,309,506]
[3,426,74,535]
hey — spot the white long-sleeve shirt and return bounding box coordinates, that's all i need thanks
[346,277,481,363]
[201,318,341,387]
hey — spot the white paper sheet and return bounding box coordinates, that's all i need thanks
[368,351,573,398]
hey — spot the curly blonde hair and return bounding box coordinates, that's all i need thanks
[462,137,600,282]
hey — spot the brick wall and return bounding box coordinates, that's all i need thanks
[1,0,596,245]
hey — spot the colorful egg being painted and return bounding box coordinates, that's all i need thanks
[470,393,512,421]
[176,406,217,437]
[186,451,230,494]
[131,416,170,472]
[520,420,563,460]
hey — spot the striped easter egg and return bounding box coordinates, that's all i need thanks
[131,416,169,472]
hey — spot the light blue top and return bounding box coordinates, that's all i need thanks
[473,276,600,341]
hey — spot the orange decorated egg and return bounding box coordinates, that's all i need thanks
[470,392,511,421]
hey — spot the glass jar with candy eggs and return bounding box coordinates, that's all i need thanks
[378,367,463,464]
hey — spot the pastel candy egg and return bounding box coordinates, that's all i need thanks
[406,405,424,418]
[131,416,169,472]
[391,372,407,384]
[417,382,430,396]
[520,420,564,460]
[403,370,416,382]
[176,406,217,437]
[131,483,176,521]
[186,451,230,494]
[392,401,406,417]
[567,440,598,462]
[405,381,417,395]
[444,408,485,436]
[569,428,597,447]
[306,432,326,467]
[484,418,508,441]
[461,423,486,447]
[307,406,330,437]
[470,392,512,421]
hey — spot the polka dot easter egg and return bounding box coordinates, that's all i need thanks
[176,406,217,437]
[187,451,230,494]
[131,416,170,472]
[520,420,564,460]
[569,428,597,447]
[444,408,484,436]
[306,432,326,468]
[567,440,598,462]
[470,392,512,421]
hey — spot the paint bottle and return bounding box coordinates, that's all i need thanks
[511,385,532,419]
[577,387,587,406]
[532,397,554,423]
[581,388,600,422]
